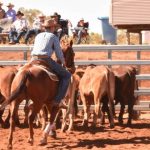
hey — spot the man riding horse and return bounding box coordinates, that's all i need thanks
[31,18,71,109]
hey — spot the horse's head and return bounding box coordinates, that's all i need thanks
[60,35,76,74]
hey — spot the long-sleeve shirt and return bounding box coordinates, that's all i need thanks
[31,32,65,64]
[6,9,16,22]
[11,18,29,32]
[32,18,44,30]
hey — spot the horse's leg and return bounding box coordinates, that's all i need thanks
[7,100,18,149]
[24,100,30,127]
[4,106,20,128]
[39,105,47,130]
[61,108,67,132]
[40,103,58,145]
[27,103,38,145]
[48,105,59,138]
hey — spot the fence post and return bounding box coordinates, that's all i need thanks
[135,49,141,119]
[108,49,112,68]
[24,51,27,60]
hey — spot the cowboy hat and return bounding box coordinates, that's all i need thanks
[51,12,61,18]
[80,18,84,21]
[42,19,56,27]
[0,2,3,5]
[16,11,24,16]
[7,3,14,7]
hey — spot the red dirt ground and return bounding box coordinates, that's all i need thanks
[0,115,150,150]
[0,44,150,150]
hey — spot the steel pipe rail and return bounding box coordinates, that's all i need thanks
[1,60,150,66]
[72,44,150,52]
[74,60,150,65]
[1,44,150,52]
[0,45,32,51]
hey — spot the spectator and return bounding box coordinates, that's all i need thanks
[9,11,29,44]
[51,12,62,39]
[0,2,5,19]
[6,3,16,22]
[0,2,6,33]
[24,13,46,44]
[51,12,71,39]
[74,18,88,44]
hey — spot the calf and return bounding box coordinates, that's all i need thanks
[79,65,115,128]
[101,66,138,126]
[113,66,137,125]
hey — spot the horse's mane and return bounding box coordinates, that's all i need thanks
[60,35,75,74]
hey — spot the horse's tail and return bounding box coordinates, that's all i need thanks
[0,70,30,110]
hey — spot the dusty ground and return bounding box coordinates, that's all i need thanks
[0,44,150,150]
[0,113,150,150]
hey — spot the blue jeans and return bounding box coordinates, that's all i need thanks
[74,27,84,44]
[31,57,71,103]
[9,29,26,43]
[24,29,41,44]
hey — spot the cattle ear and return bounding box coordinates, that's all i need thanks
[76,70,85,78]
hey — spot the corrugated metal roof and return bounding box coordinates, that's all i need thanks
[110,0,150,26]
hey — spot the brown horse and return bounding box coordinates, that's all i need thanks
[0,35,75,149]
[0,66,19,128]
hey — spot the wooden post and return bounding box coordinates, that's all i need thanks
[126,31,130,45]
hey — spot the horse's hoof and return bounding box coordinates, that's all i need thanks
[39,138,47,146]
[61,123,68,132]
[49,130,56,138]
[7,144,12,150]
[27,138,34,145]
[67,126,73,133]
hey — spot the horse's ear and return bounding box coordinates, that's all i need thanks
[60,39,65,48]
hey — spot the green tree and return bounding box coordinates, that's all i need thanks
[18,7,43,26]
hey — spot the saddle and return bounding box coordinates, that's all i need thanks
[19,59,59,81]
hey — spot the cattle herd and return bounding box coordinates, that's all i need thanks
[0,63,142,148]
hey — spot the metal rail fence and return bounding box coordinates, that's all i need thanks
[0,45,150,111]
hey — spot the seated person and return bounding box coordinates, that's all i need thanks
[0,2,6,33]
[6,3,16,22]
[9,11,29,44]
[24,13,45,44]
[51,12,72,39]
[74,18,89,44]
